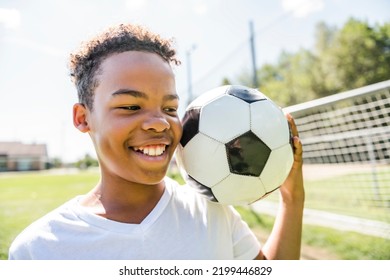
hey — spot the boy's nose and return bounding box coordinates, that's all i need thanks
[141,115,171,132]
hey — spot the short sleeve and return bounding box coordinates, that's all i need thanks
[228,206,261,260]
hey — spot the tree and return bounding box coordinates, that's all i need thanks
[221,77,232,85]
[309,21,339,97]
[236,18,390,106]
[50,157,63,168]
[74,153,99,169]
[253,50,317,106]
[329,18,390,91]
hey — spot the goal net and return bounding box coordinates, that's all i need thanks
[285,80,390,223]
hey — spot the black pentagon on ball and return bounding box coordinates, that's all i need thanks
[187,175,218,202]
[180,107,201,147]
[225,131,271,177]
[226,85,266,104]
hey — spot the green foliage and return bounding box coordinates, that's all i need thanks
[221,77,232,86]
[50,157,64,168]
[239,18,390,106]
[74,153,99,169]
[258,50,317,106]
[325,18,390,93]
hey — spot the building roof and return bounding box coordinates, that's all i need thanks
[0,142,48,157]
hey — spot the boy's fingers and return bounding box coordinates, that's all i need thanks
[293,136,303,156]
[284,112,303,164]
[286,112,299,137]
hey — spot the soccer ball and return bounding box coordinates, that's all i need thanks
[176,85,294,205]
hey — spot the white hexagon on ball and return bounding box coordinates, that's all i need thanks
[260,143,294,192]
[250,100,290,150]
[177,133,230,187]
[199,95,250,143]
[211,174,266,205]
[187,86,229,109]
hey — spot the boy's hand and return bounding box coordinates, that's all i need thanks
[280,113,304,204]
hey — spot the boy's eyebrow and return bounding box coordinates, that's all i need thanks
[111,88,180,101]
[163,93,180,101]
[111,89,148,99]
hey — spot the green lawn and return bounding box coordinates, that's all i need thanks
[306,169,389,222]
[236,206,390,260]
[264,168,390,223]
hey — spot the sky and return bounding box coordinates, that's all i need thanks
[0,0,389,163]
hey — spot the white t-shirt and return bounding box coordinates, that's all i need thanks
[8,177,261,260]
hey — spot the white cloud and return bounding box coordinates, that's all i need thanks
[0,8,21,29]
[282,0,324,18]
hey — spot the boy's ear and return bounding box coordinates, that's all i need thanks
[73,103,90,133]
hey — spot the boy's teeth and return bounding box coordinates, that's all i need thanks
[133,145,166,156]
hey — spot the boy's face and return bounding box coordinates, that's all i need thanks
[75,51,182,185]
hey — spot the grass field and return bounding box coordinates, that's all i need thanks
[306,168,390,222]
[236,207,390,260]
[1,169,389,260]
[265,166,390,223]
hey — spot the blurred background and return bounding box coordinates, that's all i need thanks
[0,0,389,259]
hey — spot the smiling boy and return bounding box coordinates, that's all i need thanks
[9,23,304,260]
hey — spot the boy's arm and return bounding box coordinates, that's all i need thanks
[255,113,304,260]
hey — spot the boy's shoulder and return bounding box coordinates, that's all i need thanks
[165,176,239,220]
[8,197,81,259]
[166,176,216,206]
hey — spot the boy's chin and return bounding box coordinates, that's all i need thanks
[136,168,169,185]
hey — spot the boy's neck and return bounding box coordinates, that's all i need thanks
[79,176,166,224]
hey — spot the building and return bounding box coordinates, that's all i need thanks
[0,142,49,172]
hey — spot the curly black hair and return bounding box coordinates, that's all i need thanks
[69,23,180,110]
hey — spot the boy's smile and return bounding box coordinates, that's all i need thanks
[74,51,182,186]
[132,144,167,157]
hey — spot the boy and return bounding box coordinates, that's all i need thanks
[9,23,304,260]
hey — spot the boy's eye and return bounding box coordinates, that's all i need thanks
[120,105,141,111]
[164,107,178,114]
